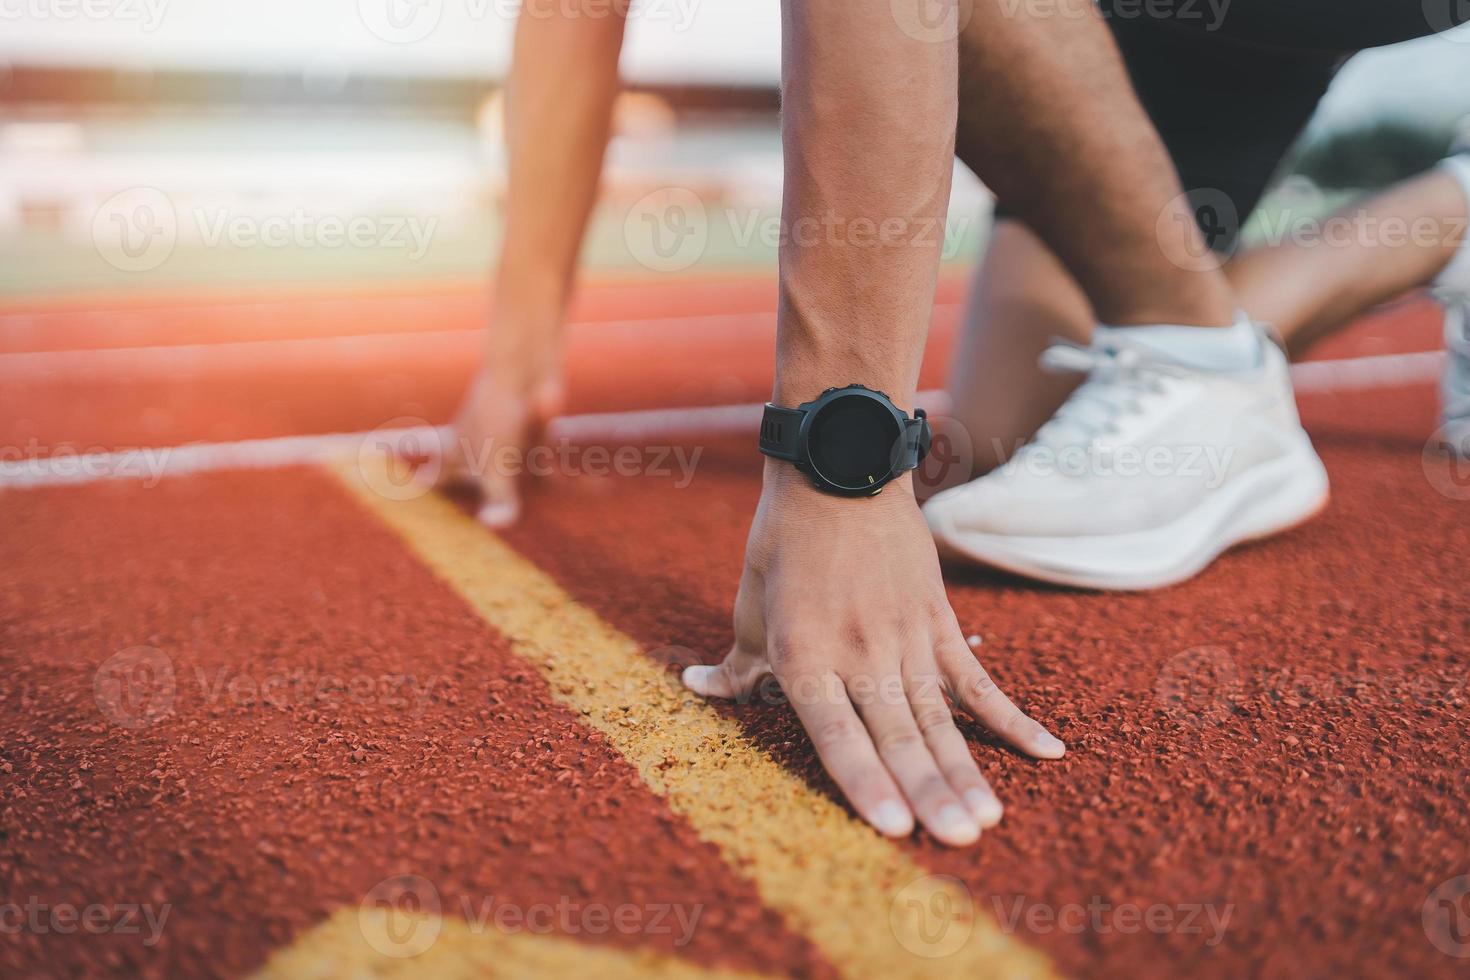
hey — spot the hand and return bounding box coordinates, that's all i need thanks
[436,357,564,527]
[683,464,1065,846]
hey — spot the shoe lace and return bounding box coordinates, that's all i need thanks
[1026,341,1184,452]
[1444,301,1470,420]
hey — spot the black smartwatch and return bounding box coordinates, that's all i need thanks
[758,384,931,496]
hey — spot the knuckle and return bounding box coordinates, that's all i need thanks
[812,716,863,751]
[912,704,953,737]
[912,774,953,807]
[907,671,947,708]
[875,727,925,756]
[964,669,1000,705]
[1002,709,1035,737]
[767,635,805,668]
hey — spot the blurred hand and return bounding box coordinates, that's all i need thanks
[436,356,564,527]
[683,465,1065,846]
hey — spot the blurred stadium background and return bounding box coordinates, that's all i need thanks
[3,3,1470,462]
[3,4,1469,296]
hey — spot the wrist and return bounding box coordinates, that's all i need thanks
[772,366,916,416]
[483,327,561,391]
[761,456,915,504]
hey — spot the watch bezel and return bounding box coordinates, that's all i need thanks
[796,385,910,496]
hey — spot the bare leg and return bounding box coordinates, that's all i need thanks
[1226,168,1469,356]
[954,0,1235,328]
[440,6,628,525]
[945,220,1092,475]
[948,168,1470,477]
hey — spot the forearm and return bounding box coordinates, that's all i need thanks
[492,7,627,369]
[773,0,957,414]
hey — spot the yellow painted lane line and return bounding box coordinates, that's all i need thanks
[331,454,1058,980]
[258,908,766,980]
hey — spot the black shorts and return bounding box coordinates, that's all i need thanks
[992,1,1463,252]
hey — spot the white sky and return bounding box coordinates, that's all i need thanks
[1,0,1467,127]
[0,0,783,83]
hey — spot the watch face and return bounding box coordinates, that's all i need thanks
[806,393,903,492]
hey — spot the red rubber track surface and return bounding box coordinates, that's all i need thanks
[497,380,1469,979]
[0,469,831,978]
[5,276,1439,457]
[1,277,1466,978]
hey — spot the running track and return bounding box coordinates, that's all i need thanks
[2,274,1468,978]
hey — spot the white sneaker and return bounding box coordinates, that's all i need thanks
[924,325,1329,590]
[1441,300,1470,455]
[1434,154,1470,455]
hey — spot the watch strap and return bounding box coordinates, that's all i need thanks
[897,411,931,472]
[758,404,804,461]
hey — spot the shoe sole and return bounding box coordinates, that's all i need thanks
[928,439,1331,592]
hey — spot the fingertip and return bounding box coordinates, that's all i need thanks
[869,800,915,838]
[964,788,1005,829]
[1032,729,1066,760]
[926,805,981,847]
[681,664,716,696]
[476,499,520,528]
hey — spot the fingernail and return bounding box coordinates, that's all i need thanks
[871,800,913,837]
[477,501,519,528]
[681,665,713,693]
[964,789,1004,828]
[935,805,980,845]
[1036,732,1066,758]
